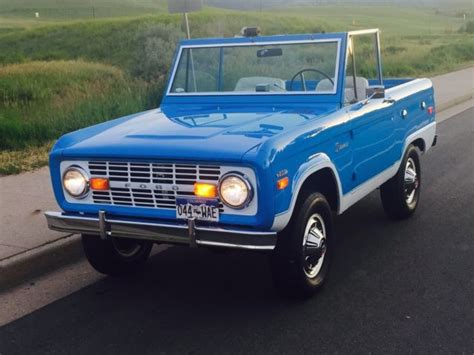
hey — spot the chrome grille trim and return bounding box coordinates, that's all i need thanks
[86,161,223,210]
[60,160,258,216]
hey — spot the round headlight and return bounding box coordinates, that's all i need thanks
[218,173,253,209]
[63,167,89,198]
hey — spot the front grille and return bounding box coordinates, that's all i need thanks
[88,161,223,210]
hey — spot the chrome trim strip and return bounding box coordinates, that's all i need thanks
[348,28,380,36]
[196,225,276,236]
[375,30,383,86]
[346,29,383,98]
[196,240,273,251]
[45,212,276,251]
[166,38,341,96]
[180,38,339,49]
[110,218,188,230]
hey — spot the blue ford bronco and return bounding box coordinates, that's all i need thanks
[46,29,437,298]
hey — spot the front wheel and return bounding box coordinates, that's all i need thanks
[82,235,153,276]
[270,192,334,299]
[380,144,421,220]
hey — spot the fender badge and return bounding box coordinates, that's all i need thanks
[335,142,349,152]
[276,169,288,178]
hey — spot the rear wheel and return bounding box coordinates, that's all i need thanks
[82,235,153,276]
[270,192,334,299]
[380,145,421,220]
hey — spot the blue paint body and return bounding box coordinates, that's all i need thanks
[49,32,435,232]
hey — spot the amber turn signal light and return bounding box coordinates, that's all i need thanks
[277,177,289,190]
[90,178,110,191]
[194,183,217,198]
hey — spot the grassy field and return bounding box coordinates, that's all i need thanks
[0,0,166,20]
[277,5,471,35]
[0,60,148,173]
[0,2,473,174]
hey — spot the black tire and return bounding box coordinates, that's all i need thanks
[380,144,421,220]
[82,234,153,276]
[270,192,334,299]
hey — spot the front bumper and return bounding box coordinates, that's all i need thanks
[45,211,277,251]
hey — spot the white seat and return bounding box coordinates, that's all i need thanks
[234,77,286,92]
[345,76,369,102]
[316,76,369,103]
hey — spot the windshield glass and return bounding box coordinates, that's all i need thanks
[169,41,339,95]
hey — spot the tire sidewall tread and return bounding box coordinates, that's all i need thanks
[380,144,421,220]
[271,192,334,298]
[82,235,152,276]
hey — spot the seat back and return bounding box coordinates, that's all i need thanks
[234,77,286,92]
[316,76,369,103]
[345,76,369,103]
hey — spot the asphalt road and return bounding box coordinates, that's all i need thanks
[1,109,473,354]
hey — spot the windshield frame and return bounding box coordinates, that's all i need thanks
[165,38,342,97]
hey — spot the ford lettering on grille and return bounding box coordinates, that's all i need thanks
[87,161,223,210]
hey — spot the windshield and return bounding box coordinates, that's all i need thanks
[169,40,340,95]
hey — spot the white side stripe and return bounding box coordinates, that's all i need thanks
[271,121,436,232]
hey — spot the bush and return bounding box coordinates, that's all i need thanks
[459,20,474,34]
[412,42,474,74]
[132,22,185,82]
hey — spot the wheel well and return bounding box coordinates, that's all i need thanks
[298,168,339,212]
[410,138,426,153]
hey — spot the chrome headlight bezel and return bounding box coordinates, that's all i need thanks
[62,166,90,199]
[218,172,254,209]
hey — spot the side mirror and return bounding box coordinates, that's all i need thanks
[366,85,385,99]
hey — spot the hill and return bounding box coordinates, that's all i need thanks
[0,0,166,19]
[0,3,472,174]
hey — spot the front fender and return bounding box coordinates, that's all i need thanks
[271,153,343,232]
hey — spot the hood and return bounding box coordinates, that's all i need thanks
[56,106,336,163]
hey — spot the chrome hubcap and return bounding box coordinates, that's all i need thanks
[112,238,142,258]
[303,214,327,278]
[404,157,418,205]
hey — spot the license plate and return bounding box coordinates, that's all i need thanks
[176,198,219,222]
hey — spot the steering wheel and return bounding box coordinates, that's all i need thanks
[289,68,334,92]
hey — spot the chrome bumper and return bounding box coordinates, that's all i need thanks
[45,211,277,251]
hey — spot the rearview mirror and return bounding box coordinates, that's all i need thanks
[366,85,385,99]
[257,48,283,58]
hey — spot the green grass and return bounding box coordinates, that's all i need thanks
[0,10,332,70]
[0,3,473,174]
[276,5,469,36]
[0,0,167,19]
[1,6,472,75]
[0,60,148,150]
[0,141,54,175]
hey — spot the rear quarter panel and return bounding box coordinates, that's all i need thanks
[387,78,436,160]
